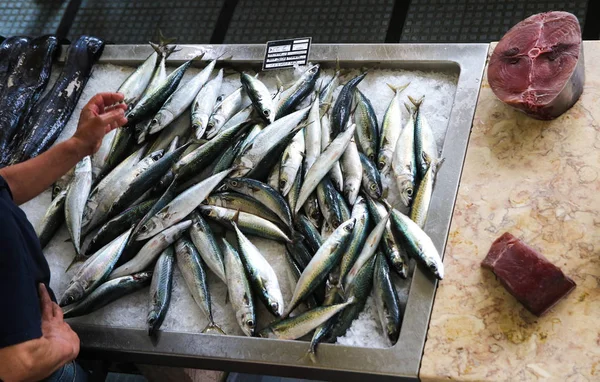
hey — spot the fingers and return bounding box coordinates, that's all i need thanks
[99,108,128,133]
[52,302,63,320]
[84,92,126,115]
[38,284,53,320]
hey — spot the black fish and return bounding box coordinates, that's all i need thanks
[0,35,58,164]
[331,73,366,134]
[0,36,30,97]
[10,36,104,164]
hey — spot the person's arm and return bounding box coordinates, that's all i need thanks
[0,92,128,205]
[0,285,80,382]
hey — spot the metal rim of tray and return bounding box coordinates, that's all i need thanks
[61,43,489,381]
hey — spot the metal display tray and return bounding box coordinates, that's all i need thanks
[59,43,488,381]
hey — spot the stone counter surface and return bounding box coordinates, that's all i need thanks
[420,41,600,381]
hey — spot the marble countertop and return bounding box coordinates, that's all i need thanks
[420,41,600,381]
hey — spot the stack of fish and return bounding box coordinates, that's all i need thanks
[37,39,446,360]
[0,35,105,166]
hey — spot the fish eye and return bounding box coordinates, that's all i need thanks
[140,225,148,232]
[378,161,385,170]
[152,118,158,125]
[270,302,279,311]
[406,188,413,197]
[370,183,377,191]
[263,109,270,117]
[246,319,255,328]
[230,180,238,187]
[279,180,287,188]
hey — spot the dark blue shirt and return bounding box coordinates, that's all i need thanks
[0,176,54,348]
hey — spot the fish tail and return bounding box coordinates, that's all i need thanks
[202,321,226,335]
[408,95,425,108]
[297,347,318,363]
[404,102,415,115]
[157,29,177,46]
[387,82,410,94]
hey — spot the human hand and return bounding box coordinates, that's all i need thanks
[39,284,80,363]
[71,92,128,156]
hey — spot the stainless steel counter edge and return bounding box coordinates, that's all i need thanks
[59,43,490,380]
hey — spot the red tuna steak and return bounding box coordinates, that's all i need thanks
[481,232,576,316]
[488,11,584,120]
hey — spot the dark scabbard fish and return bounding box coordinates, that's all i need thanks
[0,36,58,165]
[0,36,31,97]
[10,36,105,164]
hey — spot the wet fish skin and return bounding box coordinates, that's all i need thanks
[267,157,282,190]
[378,83,409,174]
[285,239,313,272]
[294,214,323,255]
[118,49,158,108]
[302,193,323,230]
[198,205,291,243]
[410,96,438,181]
[211,138,246,176]
[149,59,218,136]
[340,137,362,206]
[391,103,416,207]
[206,86,251,138]
[365,195,409,278]
[205,192,283,226]
[148,247,174,336]
[286,165,303,218]
[279,130,305,197]
[109,220,192,280]
[338,195,370,282]
[147,109,192,155]
[126,59,193,125]
[389,207,444,279]
[173,118,249,184]
[316,176,349,229]
[175,236,223,333]
[222,238,255,336]
[63,272,152,319]
[373,254,402,345]
[135,169,231,240]
[36,190,66,249]
[189,211,226,283]
[60,228,132,307]
[331,73,366,134]
[303,97,322,174]
[318,70,340,114]
[52,167,74,199]
[233,222,284,317]
[320,112,343,192]
[219,177,293,230]
[260,299,354,340]
[10,36,104,164]
[241,72,274,122]
[410,156,444,228]
[274,64,320,120]
[283,218,355,317]
[307,276,343,362]
[354,89,379,163]
[359,152,382,200]
[65,156,92,257]
[85,198,156,257]
[230,106,311,178]
[329,255,376,339]
[284,250,318,310]
[344,211,390,287]
[295,124,357,214]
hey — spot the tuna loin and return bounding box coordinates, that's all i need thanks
[482,232,576,316]
[488,11,584,120]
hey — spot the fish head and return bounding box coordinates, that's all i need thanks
[137,218,161,240]
[59,282,84,307]
[220,178,242,192]
[257,328,275,338]
[147,310,159,334]
[425,256,444,280]
[378,153,390,172]
[149,110,173,134]
[308,64,320,76]
[341,218,356,232]
[398,179,414,207]
[367,181,382,199]
[237,306,256,337]
[260,106,273,121]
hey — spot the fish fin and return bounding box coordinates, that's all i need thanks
[404,102,415,114]
[387,82,410,94]
[65,254,86,272]
[157,29,177,46]
[202,322,226,335]
[421,152,432,169]
[275,74,283,89]
[408,95,424,107]
[232,209,241,223]
[191,52,207,61]
[297,348,318,364]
